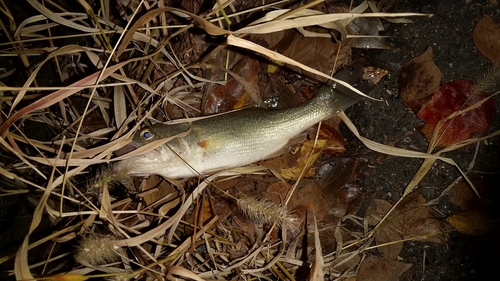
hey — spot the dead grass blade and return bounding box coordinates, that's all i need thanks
[236,11,428,35]
[0,133,45,178]
[226,35,376,100]
[309,214,324,281]
[167,266,206,281]
[1,53,145,137]
[14,143,66,279]
[116,7,230,57]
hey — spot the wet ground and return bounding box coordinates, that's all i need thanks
[348,0,500,280]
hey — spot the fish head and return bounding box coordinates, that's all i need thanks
[114,144,198,178]
[133,123,192,143]
[132,126,161,144]
[114,122,201,178]
[123,122,191,155]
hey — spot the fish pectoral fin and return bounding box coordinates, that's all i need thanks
[197,135,224,156]
[266,132,308,159]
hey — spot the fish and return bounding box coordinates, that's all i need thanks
[116,67,371,179]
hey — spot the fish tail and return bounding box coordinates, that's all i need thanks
[313,81,363,116]
[315,65,375,115]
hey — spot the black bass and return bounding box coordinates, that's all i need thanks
[116,71,369,179]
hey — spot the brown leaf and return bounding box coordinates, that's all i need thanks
[250,31,286,51]
[265,181,292,205]
[263,77,302,109]
[449,180,490,211]
[203,56,260,114]
[277,30,352,82]
[288,182,331,224]
[306,123,347,154]
[473,15,500,65]
[142,176,177,206]
[357,255,412,281]
[316,158,357,193]
[328,253,361,274]
[326,185,362,219]
[397,47,441,112]
[260,150,298,174]
[448,177,500,235]
[396,192,447,244]
[280,123,347,180]
[362,66,389,84]
[366,199,403,260]
[366,192,447,260]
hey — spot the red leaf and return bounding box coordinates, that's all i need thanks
[417,79,496,147]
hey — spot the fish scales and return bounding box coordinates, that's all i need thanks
[116,80,365,178]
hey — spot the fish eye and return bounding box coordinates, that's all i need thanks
[141,129,154,140]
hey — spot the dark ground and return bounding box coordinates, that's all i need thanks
[0,1,499,280]
[346,0,500,280]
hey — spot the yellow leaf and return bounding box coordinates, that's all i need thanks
[447,211,498,235]
[280,139,328,180]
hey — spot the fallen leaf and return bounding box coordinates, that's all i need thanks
[366,198,403,260]
[288,182,331,224]
[142,175,177,206]
[449,180,492,211]
[265,181,292,205]
[417,79,496,147]
[277,30,352,82]
[227,239,250,260]
[263,77,302,109]
[306,123,347,155]
[250,31,286,51]
[473,14,500,65]
[316,158,357,193]
[280,124,347,180]
[280,139,329,180]
[325,184,362,219]
[328,252,361,274]
[447,211,498,235]
[362,66,389,84]
[376,0,402,13]
[316,158,362,219]
[397,47,441,112]
[357,255,412,281]
[366,192,447,260]
[448,177,500,235]
[202,56,260,114]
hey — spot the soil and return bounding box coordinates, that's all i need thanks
[346,0,500,280]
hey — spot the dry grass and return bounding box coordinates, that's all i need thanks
[0,0,497,280]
